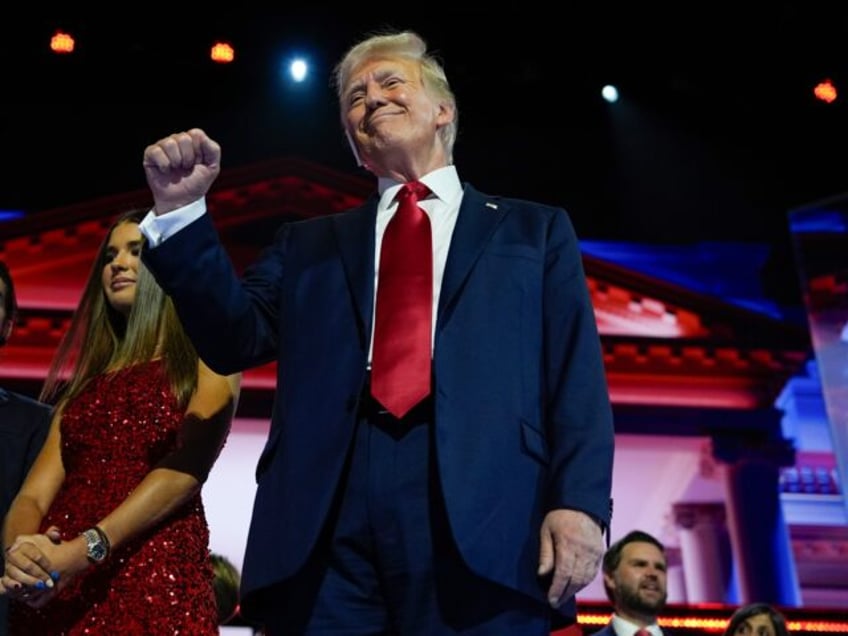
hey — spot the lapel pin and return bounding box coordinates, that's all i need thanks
[485,202,499,210]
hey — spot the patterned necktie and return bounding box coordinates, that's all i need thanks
[370,181,433,418]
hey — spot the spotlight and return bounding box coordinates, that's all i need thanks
[211,42,235,64]
[289,58,308,83]
[813,78,837,104]
[602,84,619,103]
[50,30,74,54]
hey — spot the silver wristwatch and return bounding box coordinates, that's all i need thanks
[82,527,110,564]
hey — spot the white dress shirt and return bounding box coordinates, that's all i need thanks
[611,613,664,636]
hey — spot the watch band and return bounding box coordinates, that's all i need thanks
[93,526,111,555]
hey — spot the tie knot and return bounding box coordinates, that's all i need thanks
[635,629,652,636]
[398,181,431,202]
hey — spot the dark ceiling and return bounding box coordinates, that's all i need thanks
[3,6,848,265]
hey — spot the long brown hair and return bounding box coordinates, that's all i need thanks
[41,209,198,407]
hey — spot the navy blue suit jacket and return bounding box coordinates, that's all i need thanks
[594,625,619,636]
[0,387,51,636]
[143,184,615,621]
[593,622,674,636]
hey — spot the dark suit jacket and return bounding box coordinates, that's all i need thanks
[593,622,675,636]
[594,625,618,636]
[0,387,51,636]
[143,184,615,621]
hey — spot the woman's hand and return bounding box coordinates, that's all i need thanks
[1,526,87,607]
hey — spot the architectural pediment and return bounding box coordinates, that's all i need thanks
[0,158,810,418]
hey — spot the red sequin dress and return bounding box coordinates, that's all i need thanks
[10,360,219,635]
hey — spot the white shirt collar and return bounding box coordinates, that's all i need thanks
[377,165,461,210]
[611,613,663,636]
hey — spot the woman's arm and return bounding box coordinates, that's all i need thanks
[94,360,240,553]
[3,361,240,601]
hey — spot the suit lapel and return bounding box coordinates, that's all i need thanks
[437,184,507,324]
[331,185,507,345]
[333,196,379,349]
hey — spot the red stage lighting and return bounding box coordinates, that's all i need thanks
[211,42,235,64]
[813,78,837,104]
[49,30,75,54]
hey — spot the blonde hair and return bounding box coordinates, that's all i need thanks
[41,209,198,408]
[333,30,458,162]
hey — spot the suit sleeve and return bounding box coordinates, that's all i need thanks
[543,209,615,527]
[24,404,51,478]
[142,213,289,375]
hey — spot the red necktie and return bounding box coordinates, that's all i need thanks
[635,629,652,636]
[370,181,433,418]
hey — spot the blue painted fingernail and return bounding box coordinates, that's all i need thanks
[34,580,46,590]
[51,571,60,581]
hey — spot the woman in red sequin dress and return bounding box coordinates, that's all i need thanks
[0,210,241,635]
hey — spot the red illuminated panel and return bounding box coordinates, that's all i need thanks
[575,603,848,635]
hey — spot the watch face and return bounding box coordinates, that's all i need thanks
[85,529,108,563]
[89,542,107,561]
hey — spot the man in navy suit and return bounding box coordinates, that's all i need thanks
[0,261,51,636]
[139,29,614,635]
[593,530,669,636]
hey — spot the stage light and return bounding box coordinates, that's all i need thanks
[0,210,25,222]
[813,78,837,104]
[211,41,235,64]
[602,84,619,103]
[50,30,74,55]
[289,58,308,83]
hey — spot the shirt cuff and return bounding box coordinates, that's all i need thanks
[138,198,207,247]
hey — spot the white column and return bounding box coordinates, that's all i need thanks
[672,502,733,603]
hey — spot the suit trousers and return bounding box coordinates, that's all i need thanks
[263,396,550,635]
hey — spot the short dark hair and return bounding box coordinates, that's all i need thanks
[723,603,789,636]
[602,529,665,602]
[0,260,17,318]
[0,260,18,345]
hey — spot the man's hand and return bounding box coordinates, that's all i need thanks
[0,526,89,608]
[2,531,60,606]
[142,128,222,215]
[538,508,604,608]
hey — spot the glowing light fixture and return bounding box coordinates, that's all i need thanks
[289,58,308,83]
[211,42,235,64]
[602,84,619,103]
[814,78,837,103]
[50,30,75,54]
[0,210,25,222]
[578,612,848,633]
